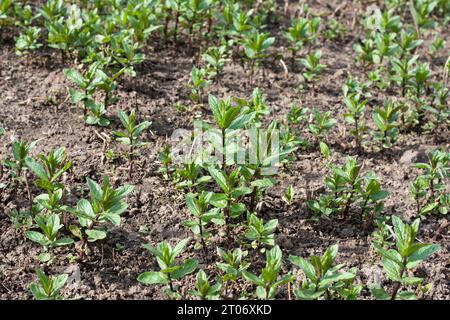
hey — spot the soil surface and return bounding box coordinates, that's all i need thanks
[0,1,449,300]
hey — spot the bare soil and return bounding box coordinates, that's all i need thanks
[0,1,449,299]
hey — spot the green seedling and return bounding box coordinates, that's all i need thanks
[34,188,70,215]
[299,50,325,86]
[159,143,173,179]
[289,244,362,300]
[174,160,211,191]
[371,216,394,248]
[70,176,133,255]
[188,269,222,300]
[30,268,68,300]
[202,45,229,81]
[282,185,295,206]
[287,104,308,127]
[244,213,278,249]
[25,147,72,193]
[423,83,450,132]
[9,208,33,233]
[410,0,437,36]
[409,176,434,217]
[208,166,251,241]
[373,32,399,64]
[343,95,368,150]
[242,245,294,300]
[390,55,418,96]
[15,26,42,57]
[184,192,222,257]
[325,19,347,41]
[189,66,211,103]
[371,99,401,148]
[428,35,445,58]
[370,216,440,300]
[216,247,250,283]
[84,99,109,127]
[410,62,431,98]
[413,148,449,207]
[243,31,275,84]
[358,173,389,225]
[3,140,38,211]
[396,29,422,58]
[26,213,74,260]
[308,108,337,143]
[113,109,151,178]
[283,18,309,60]
[137,238,198,299]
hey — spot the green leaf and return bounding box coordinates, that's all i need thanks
[137,271,168,285]
[64,68,85,87]
[86,229,107,242]
[242,271,265,287]
[407,244,440,268]
[289,256,317,283]
[87,178,102,201]
[25,159,48,181]
[381,256,402,281]
[229,112,255,130]
[171,259,198,279]
[54,238,74,246]
[208,167,229,193]
[370,285,390,300]
[26,231,45,245]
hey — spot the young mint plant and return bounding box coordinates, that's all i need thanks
[137,238,198,299]
[371,99,401,149]
[30,268,68,300]
[25,147,73,193]
[308,108,337,143]
[370,215,440,300]
[84,99,109,127]
[243,31,275,84]
[184,192,222,257]
[208,166,251,242]
[113,109,151,179]
[282,185,295,206]
[216,247,250,284]
[158,143,173,179]
[289,244,362,300]
[244,213,278,250]
[188,66,211,103]
[188,269,222,300]
[26,213,74,260]
[343,95,368,150]
[299,50,325,87]
[283,18,309,60]
[70,176,133,256]
[15,26,42,57]
[202,45,229,82]
[242,245,294,300]
[413,148,450,211]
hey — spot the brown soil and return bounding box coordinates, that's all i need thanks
[0,1,449,300]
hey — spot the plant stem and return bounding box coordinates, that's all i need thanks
[104,91,109,109]
[224,197,231,247]
[23,171,33,214]
[128,145,134,179]
[221,128,226,171]
[342,186,356,218]
[249,168,260,213]
[390,257,407,300]
[198,217,208,260]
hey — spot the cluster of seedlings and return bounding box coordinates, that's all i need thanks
[0,0,449,300]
